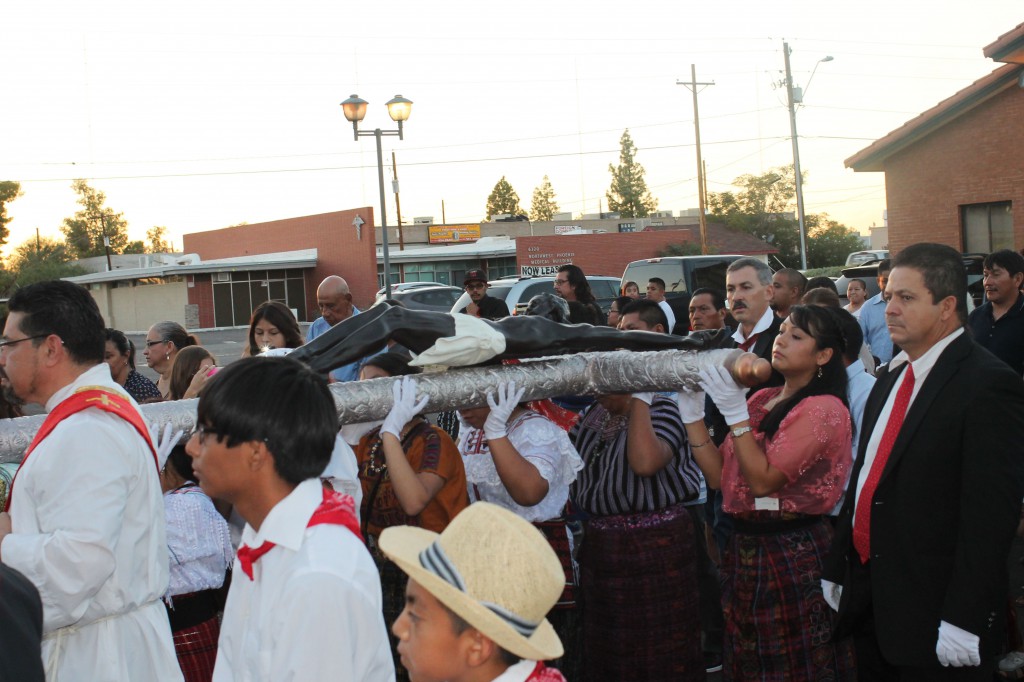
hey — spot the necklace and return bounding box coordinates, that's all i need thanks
[365,419,421,476]
[587,409,627,463]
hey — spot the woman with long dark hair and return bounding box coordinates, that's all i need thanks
[679,304,856,680]
[168,346,217,401]
[244,301,304,356]
[554,264,605,325]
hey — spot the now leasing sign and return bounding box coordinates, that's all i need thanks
[520,265,561,277]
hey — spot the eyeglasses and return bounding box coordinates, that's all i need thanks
[190,424,224,445]
[144,339,167,347]
[0,333,51,352]
[553,279,569,285]
[464,282,486,291]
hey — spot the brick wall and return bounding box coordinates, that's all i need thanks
[183,208,379,312]
[516,228,773,278]
[883,85,1024,254]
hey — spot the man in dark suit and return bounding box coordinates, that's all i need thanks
[725,257,783,389]
[822,242,1024,680]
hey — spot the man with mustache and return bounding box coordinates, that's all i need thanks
[967,249,1024,375]
[725,258,783,390]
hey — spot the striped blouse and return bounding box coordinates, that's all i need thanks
[569,396,702,516]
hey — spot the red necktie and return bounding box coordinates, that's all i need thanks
[853,363,916,563]
[738,333,759,352]
[235,487,363,580]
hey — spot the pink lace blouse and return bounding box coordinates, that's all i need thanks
[721,388,852,514]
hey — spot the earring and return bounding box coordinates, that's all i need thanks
[165,352,170,361]
[817,366,823,378]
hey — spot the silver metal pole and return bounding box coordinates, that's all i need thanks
[0,348,755,463]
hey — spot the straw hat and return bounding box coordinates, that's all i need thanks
[379,502,565,661]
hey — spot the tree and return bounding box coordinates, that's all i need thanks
[530,175,559,221]
[123,240,146,254]
[146,226,173,253]
[805,214,867,268]
[3,236,87,292]
[485,177,522,221]
[707,165,804,267]
[60,179,130,260]
[0,181,22,248]
[606,129,657,218]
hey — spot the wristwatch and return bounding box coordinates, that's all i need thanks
[731,425,753,438]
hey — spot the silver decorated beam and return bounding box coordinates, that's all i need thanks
[0,347,766,463]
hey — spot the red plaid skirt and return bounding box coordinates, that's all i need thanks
[172,616,220,682]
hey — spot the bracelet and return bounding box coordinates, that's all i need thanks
[690,437,712,448]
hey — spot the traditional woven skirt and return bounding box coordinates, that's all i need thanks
[579,503,704,682]
[166,590,221,682]
[370,540,411,682]
[535,519,582,681]
[721,514,856,682]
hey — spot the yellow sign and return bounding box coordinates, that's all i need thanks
[428,224,481,244]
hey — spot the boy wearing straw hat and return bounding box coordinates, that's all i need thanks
[380,502,568,682]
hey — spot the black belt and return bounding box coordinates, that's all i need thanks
[165,589,219,632]
[731,514,823,536]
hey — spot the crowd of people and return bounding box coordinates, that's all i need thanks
[0,243,1023,682]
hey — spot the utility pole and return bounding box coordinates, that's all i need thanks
[783,41,808,270]
[678,65,714,254]
[392,151,404,250]
[441,200,446,225]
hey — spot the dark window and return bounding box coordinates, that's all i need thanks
[962,201,1013,253]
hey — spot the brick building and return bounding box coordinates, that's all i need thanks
[846,23,1024,254]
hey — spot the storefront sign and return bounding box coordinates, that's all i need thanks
[429,224,481,243]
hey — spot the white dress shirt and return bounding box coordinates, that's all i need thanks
[1,363,182,681]
[214,478,394,681]
[731,306,775,347]
[852,328,964,523]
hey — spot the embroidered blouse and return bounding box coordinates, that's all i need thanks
[164,482,233,597]
[720,387,852,514]
[457,411,583,522]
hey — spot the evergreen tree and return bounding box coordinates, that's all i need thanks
[0,181,22,247]
[530,175,559,221]
[606,130,657,218]
[485,176,522,221]
[60,179,130,259]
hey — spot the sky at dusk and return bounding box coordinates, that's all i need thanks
[1,1,1020,256]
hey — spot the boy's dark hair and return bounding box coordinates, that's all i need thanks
[8,281,104,365]
[805,276,838,295]
[445,602,522,667]
[691,287,726,310]
[620,298,669,331]
[197,357,336,485]
[802,287,840,308]
[891,243,967,326]
[833,307,864,364]
[647,277,666,291]
[165,444,196,482]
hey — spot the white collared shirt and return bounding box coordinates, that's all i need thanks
[852,328,964,525]
[214,479,394,682]
[731,306,775,346]
[1,363,182,680]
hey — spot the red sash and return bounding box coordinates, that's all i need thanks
[527,662,567,681]
[236,486,363,580]
[3,386,158,512]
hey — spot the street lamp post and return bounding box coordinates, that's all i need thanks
[341,94,413,301]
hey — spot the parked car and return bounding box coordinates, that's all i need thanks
[449,275,622,317]
[845,249,889,266]
[835,254,985,308]
[375,281,447,301]
[620,255,746,334]
[388,285,465,312]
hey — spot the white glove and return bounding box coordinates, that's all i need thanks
[699,366,749,426]
[936,620,980,667]
[484,381,526,440]
[381,377,429,439]
[820,579,842,612]
[149,423,183,471]
[632,392,655,405]
[676,390,706,424]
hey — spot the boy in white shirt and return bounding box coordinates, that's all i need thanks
[186,356,393,681]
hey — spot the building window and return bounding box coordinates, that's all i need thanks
[210,268,307,327]
[962,201,1013,253]
[484,257,516,279]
